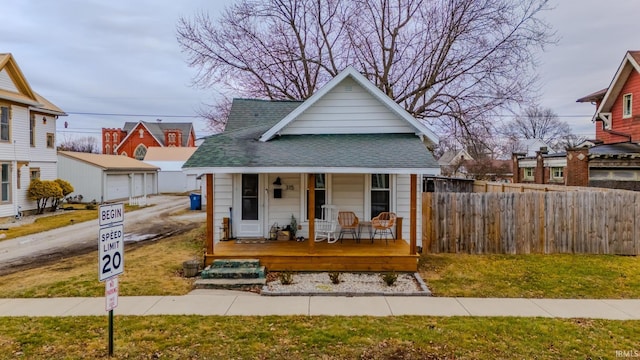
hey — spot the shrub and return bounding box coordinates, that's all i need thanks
[85,204,96,210]
[381,272,398,286]
[278,271,294,285]
[328,272,341,284]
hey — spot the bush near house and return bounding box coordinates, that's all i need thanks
[27,179,62,214]
[51,179,74,211]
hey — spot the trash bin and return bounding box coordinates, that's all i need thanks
[189,193,201,210]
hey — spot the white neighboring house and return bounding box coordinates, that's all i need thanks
[437,149,474,177]
[0,53,66,218]
[57,151,159,203]
[143,147,199,193]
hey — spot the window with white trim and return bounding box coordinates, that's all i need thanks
[46,133,54,148]
[134,144,147,160]
[105,144,111,155]
[524,167,534,180]
[0,106,10,142]
[623,93,632,118]
[105,133,110,142]
[30,115,35,147]
[371,174,390,218]
[551,167,564,180]
[1,163,10,202]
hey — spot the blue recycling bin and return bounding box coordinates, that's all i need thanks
[189,193,202,210]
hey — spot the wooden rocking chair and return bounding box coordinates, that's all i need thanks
[315,205,338,243]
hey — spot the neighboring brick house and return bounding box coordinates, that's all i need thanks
[513,50,640,190]
[102,121,196,160]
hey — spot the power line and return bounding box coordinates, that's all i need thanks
[66,111,200,118]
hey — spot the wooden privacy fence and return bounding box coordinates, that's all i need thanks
[422,191,639,255]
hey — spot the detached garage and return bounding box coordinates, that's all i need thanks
[58,151,159,202]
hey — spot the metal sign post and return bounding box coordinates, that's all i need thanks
[99,203,124,357]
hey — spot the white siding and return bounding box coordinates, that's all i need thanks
[396,174,422,246]
[266,173,301,236]
[331,174,365,219]
[0,69,18,92]
[58,156,104,202]
[28,113,58,163]
[213,173,232,242]
[280,78,415,135]
[157,171,197,193]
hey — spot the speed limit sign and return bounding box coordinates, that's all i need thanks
[99,204,124,282]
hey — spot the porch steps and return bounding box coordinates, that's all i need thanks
[194,258,266,290]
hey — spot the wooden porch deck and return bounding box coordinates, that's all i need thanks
[207,238,419,272]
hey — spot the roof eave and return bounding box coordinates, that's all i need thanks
[183,166,441,175]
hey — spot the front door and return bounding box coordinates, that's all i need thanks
[234,174,264,237]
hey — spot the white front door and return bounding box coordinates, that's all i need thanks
[234,174,264,237]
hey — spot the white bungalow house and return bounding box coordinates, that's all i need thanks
[143,147,199,193]
[183,66,440,272]
[0,53,66,218]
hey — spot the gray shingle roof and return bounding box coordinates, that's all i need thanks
[184,98,438,172]
[123,121,194,147]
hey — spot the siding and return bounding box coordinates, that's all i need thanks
[281,78,415,135]
[331,173,365,218]
[0,69,18,92]
[266,173,301,236]
[397,174,422,246]
[213,173,232,242]
[58,156,104,202]
[599,70,640,143]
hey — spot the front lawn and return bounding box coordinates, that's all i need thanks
[0,316,636,359]
[420,253,640,298]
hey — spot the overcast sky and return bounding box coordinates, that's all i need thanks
[2,0,639,143]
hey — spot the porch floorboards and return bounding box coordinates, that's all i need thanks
[207,238,418,272]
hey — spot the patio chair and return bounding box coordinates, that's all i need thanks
[315,205,338,244]
[371,212,397,245]
[337,211,359,242]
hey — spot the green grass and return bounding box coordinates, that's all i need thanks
[0,316,636,359]
[0,204,142,241]
[420,253,640,298]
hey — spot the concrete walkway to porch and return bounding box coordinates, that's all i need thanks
[1,290,638,319]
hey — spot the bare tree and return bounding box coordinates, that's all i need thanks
[177,0,554,136]
[57,136,99,153]
[499,106,575,151]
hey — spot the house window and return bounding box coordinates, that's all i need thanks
[1,163,10,202]
[0,106,10,142]
[113,132,118,143]
[241,174,259,220]
[105,144,111,155]
[134,144,147,160]
[551,167,564,180]
[30,115,35,147]
[30,168,40,180]
[524,167,534,180]
[46,133,54,148]
[306,174,327,220]
[371,174,390,218]
[105,133,110,142]
[623,93,632,118]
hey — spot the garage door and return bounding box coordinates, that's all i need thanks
[145,173,156,195]
[106,174,129,201]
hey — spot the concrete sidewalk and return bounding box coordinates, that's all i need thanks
[1,290,639,319]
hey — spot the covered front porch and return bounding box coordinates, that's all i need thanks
[207,237,419,272]
[203,173,422,272]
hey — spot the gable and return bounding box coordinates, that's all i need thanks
[0,69,19,92]
[596,51,640,117]
[278,77,416,135]
[0,54,65,115]
[116,122,163,152]
[259,66,438,146]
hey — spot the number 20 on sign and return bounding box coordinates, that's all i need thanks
[99,224,124,281]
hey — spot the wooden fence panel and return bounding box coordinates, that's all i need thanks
[422,191,640,255]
